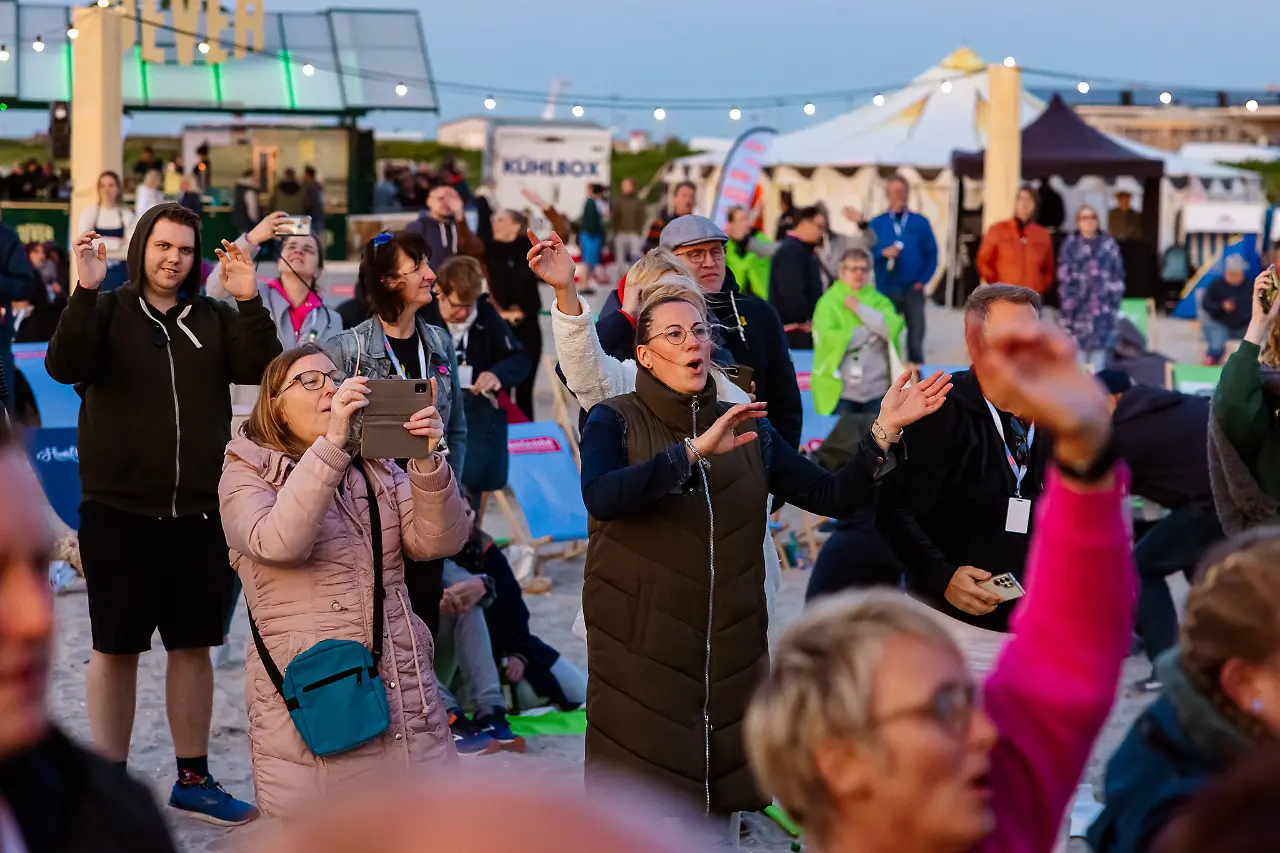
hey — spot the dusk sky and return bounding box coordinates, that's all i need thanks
[3,0,1275,140]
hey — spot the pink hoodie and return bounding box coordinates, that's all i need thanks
[979,467,1136,853]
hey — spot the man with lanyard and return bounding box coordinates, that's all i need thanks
[867,174,938,366]
[876,285,1052,661]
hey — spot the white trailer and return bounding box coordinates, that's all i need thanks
[484,120,612,235]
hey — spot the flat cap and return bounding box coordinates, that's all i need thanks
[659,214,727,250]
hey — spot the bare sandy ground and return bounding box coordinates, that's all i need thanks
[46,302,1205,851]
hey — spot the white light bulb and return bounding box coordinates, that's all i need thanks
[67,27,79,39]
[302,63,315,76]
[96,0,110,6]
[0,47,9,62]
[1003,56,1016,67]
[728,107,741,121]
[484,96,497,110]
[653,107,666,120]
[32,37,43,52]
[940,80,952,93]
[1077,81,1090,94]
[803,102,816,115]
[395,82,408,97]
[872,93,885,107]
[572,104,584,117]
[1246,99,1260,112]
[198,41,209,54]
[1160,91,1172,105]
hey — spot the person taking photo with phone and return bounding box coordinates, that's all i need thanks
[44,204,281,825]
[219,344,470,816]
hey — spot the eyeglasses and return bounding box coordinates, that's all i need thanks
[276,369,343,396]
[645,322,713,347]
[1079,213,1098,221]
[438,289,476,313]
[842,265,871,274]
[384,258,426,287]
[680,245,726,265]
[873,681,978,738]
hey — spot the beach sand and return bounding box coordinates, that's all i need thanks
[47,302,1203,851]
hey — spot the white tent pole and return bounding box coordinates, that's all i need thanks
[945,172,961,309]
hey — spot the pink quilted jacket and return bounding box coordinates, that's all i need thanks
[219,432,471,816]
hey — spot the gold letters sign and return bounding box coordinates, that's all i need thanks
[118,0,265,66]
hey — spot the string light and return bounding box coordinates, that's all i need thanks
[1003,56,1016,67]
[940,80,952,93]
[803,102,816,115]
[571,104,584,117]
[66,27,78,39]
[483,96,497,110]
[302,63,315,76]
[0,46,9,62]
[1159,91,1172,105]
[96,0,110,7]
[32,35,43,52]
[872,93,885,106]
[653,107,666,120]
[1077,81,1090,94]
[728,107,741,121]
[395,81,407,97]
[197,41,209,53]
[1246,99,1259,112]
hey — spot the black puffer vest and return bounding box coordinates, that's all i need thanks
[583,368,771,816]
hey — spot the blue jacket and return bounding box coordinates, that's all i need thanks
[866,209,938,295]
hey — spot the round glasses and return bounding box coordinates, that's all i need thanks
[277,368,343,397]
[873,681,978,739]
[646,322,712,347]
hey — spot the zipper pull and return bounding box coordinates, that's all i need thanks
[691,398,699,438]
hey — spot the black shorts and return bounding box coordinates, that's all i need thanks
[79,501,236,655]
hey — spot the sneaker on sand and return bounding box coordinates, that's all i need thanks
[450,711,502,756]
[475,710,528,753]
[168,776,258,826]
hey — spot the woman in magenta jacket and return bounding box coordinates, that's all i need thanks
[747,319,1134,853]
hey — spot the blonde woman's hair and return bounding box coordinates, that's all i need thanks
[626,248,688,291]
[243,344,331,461]
[1180,530,1280,735]
[744,591,962,841]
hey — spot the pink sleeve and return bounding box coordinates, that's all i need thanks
[396,453,473,561]
[980,467,1135,853]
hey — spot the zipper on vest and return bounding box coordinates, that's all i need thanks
[692,396,714,815]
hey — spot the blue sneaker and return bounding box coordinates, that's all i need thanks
[475,710,527,754]
[450,710,501,757]
[168,775,259,826]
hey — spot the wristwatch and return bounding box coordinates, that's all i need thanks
[870,420,902,444]
[1054,438,1119,484]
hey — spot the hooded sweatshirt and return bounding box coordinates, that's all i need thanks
[1112,385,1212,509]
[45,203,282,517]
[403,212,484,269]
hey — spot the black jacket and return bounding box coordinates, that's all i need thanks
[1201,276,1251,329]
[419,294,531,389]
[0,729,175,853]
[876,369,1053,632]
[1113,385,1212,510]
[474,197,545,333]
[768,236,824,328]
[45,203,282,517]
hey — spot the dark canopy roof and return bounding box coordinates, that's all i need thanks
[952,95,1164,181]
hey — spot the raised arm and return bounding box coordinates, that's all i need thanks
[1215,270,1280,461]
[219,438,349,566]
[46,233,109,385]
[204,212,286,300]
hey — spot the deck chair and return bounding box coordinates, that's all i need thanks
[493,421,589,593]
[919,363,968,379]
[1166,363,1223,398]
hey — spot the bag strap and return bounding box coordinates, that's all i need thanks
[246,455,385,706]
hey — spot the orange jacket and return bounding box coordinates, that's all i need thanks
[977,218,1055,294]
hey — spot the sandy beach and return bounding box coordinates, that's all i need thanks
[46,300,1204,851]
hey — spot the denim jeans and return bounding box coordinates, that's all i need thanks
[1201,317,1248,359]
[1135,502,1224,663]
[889,287,927,363]
[435,603,507,716]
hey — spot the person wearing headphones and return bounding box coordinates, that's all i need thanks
[206,210,343,349]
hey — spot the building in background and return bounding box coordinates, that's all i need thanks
[438,117,492,151]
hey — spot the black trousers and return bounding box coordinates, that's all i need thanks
[403,556,444,639]
[511,321,542,422]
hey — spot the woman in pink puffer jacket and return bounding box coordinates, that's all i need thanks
[219,343,471,816]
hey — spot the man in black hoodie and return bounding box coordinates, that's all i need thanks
[45,204,280,825]
[768,205,827,349]
[1099,370,1224,690]
[404,180,485,269]
[877,285,1053,635]
[659,214,804,448]
[0,416,176,853]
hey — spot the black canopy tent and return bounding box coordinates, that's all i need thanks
[950,95,1165,299]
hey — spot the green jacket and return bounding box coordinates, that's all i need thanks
[726,235,772,300]
[1214,340,1280,500]
[811,280,905,416]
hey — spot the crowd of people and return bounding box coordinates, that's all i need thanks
[0,159,1279,853]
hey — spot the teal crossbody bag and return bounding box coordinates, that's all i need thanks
[248,457,391,757]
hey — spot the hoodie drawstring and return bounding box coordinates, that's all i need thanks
[175,304,203,349]
[728,290,747,343]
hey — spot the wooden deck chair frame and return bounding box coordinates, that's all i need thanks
[488,485,588,595]
[541,354,582,469]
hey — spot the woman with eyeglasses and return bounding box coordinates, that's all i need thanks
[325,230,468,640]
[207,210,344,349]
[1058,204,1126,370]
[219,344,470,816]
[747,321,1132,853]
[568,276,952,844]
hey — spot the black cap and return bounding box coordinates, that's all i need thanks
[1096,369,1133,395]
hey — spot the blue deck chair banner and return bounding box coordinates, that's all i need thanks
[26,428,80,529]
[789,350,838,452]
[13,343,80,429]
[920,364,968,380]
[506,422,588,542]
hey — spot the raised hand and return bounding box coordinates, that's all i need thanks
[73,231,108,291]
[1246,268,1280,346]
[526,229,575,290]
[967,320,1110,469]
[878,369,953,433]
[248,211,290,247]
[404,378,445,454]
[215,239,259,300]
[690,402,767,460]
[325,376,370,447]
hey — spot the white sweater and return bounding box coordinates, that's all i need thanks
[553,296,782,647]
